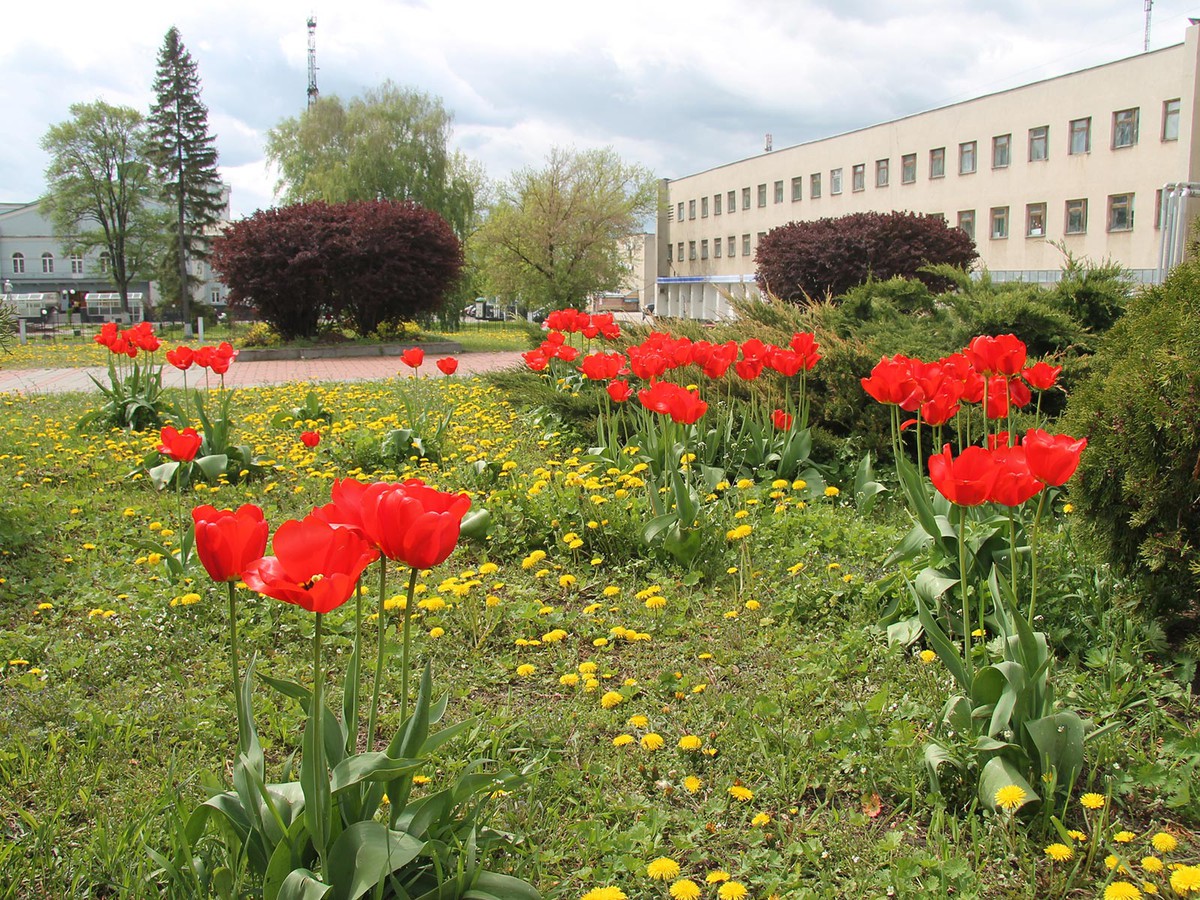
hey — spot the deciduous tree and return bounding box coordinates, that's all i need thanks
[475,147,656,309]
[147,26,224,325]
[40,101,162,311]
[210,200,462,340]
[265,82,483,242]
[756,211,978,302]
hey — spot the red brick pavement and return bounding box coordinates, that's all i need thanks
[0,350,526,395]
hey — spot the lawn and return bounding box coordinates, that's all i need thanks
[0,327,1196,899]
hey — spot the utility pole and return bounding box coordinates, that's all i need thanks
[1145,0,1153,52]
[307,16,319,107]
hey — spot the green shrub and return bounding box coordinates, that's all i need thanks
[1064,255,1200,625]
[238,321,281,348]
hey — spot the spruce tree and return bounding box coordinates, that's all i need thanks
[147,26,223,328]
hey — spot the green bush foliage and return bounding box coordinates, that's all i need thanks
[1064,255,1200,623]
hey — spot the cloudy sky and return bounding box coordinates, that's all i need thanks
[3,0,1198,219]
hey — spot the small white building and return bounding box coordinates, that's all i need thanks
[657,23,1200,319]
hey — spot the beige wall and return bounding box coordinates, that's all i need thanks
[658,26,1200,316]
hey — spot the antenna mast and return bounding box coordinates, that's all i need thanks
[307,16,319,107]
[1144,0,1153,52]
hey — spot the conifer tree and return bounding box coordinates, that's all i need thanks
[147,26,223,327]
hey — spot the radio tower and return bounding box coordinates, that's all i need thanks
[306,16,319,107]
[1144,0,1153,52]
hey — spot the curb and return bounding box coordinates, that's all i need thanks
[236,341,463,362]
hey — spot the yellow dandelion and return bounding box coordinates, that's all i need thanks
[645,595,667,610]
[824,486,840,497]
[751,812,771,827]
[1142,857,1164,874]
[728,784,754,802]
[612,734,635,747]
[1170,866,1200,895]
[1151,832,1177,853]
[1116,831,1137,843]
[578,661,597,674]
[1044,843,1073,861]
[919,649,937,664]
[646,857,680,881]
[600,691,624,709]
[669,880,701,900]
[560,673,580,687]
[428,627,445,638]
[515,664,535,677]
[678,735,702,751]
[718,883,748,900]
[683,775,702,794]
[1080,792,1106,810]
[1104,883,1141,900]
[627,714,649,728]
[994,784,1027,811]
[706,870,731,885]
[641,733,664,751]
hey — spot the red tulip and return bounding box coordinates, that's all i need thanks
[580,352,625,381]
[861,355,921,410]
[166,346,194,371]
[95,321,119,349]
[312,477,370,535]
[209,342,237,375]
[984,375,1010,420]
[400,347,424,370]
[667,388,707,424]
[989,447,1044,506]
[965,334,1027,376]
[522,349,550,372]
[772,408,793,430]
[242,515,378,614]
[606,380,633,403]
[637,381,707,424]
[1022,429,1087,486]
[359,479,472,570]
[193,345,214,369]
[158,425,203,462]
[919,384,962,427]
[735,357,765,381]
[789,332,822,369]
[436,356,459,376]
[129,322,160,353]
[301,431,320,448]
[1022,361,1063,391]
[928,444,998,507]
[191,504,269,583]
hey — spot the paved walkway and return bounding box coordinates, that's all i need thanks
[0,350,526,395]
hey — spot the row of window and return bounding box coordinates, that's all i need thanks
[8,251,110,276]
[961,193,1136,241]
[668,192,1141,265]
[671,100,1179,221]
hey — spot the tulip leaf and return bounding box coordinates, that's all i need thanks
[326,821,424,900]
[463,872,543,900]
[923,741,961,797]
[979,756,1038,813]
[1026,712,1085,790]
[459,509,492,540]
[912,577,969,692]
[195,454,229,484]
[263,817,315,900]
[330,752,424,796]
[149,461,180,492]
[277,868,331,900]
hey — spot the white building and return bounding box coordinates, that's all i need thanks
[657,24,1200,319]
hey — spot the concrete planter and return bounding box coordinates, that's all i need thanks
[236,341,462,362]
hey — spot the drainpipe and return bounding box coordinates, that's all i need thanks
[1157,182,1200,282]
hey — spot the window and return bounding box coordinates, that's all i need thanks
[714,237,722,258]
[42,252,54,274]
[210,289,221,305]
[1112,108,1138,148]
[1065,199,1087,234]
[728,190,737,213]
[810,173,822,198]
[773,180,784,203]
[852,164,865,192]
[714,193,722,215]
[99,252,110,273]
[688,241,697,260]
[741,234,751,256]
[1026,202,1047,237]
[727,236,736,257]
[1163,99,1181,141]
[901,153,916,184]
[742,187,751,210]
[930,147,945,178]
[700,239,709,260]
[757,183,767,207]
[1069,117,1091,154]
[829,169,841,195]
[959,141,977,174]
[757,231,766,247]
[957,210,975,242]
[70,253,84,274]
[677,202,684,222]
[992,134,1011,168]
[791,176,802,201]
[1156,189,1164,229]
[688,199,696,220]
[875,158,889,188]
[701,196,709,218]
[1029,125,1049,161]
[677,242,684,261]
[1108,193,1133,231]
[11,252,24,274]
[990,207,1009,240]
[666,244,673,263]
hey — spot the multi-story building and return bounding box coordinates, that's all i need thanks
[657,23,1200,319]
[0,187,232,321]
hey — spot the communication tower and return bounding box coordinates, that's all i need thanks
[307,16,319,107]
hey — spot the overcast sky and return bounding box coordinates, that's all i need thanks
[4,0,1199,219]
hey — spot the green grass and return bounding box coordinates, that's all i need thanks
[0,379,1195,899]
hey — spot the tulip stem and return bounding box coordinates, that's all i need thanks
[958,506,974,688]
[311,610,326,868]
[400,566,419,721]
[366,557,387,752]
[1028,491,1047,625]
[346,579,363,754]
[227,579,245,752]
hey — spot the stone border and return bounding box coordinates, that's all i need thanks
[236,341,462,362]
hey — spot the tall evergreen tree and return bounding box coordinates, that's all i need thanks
[147,26,223,327]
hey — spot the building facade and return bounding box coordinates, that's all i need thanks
[0,187,232,321]
[657,24,1200,319]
